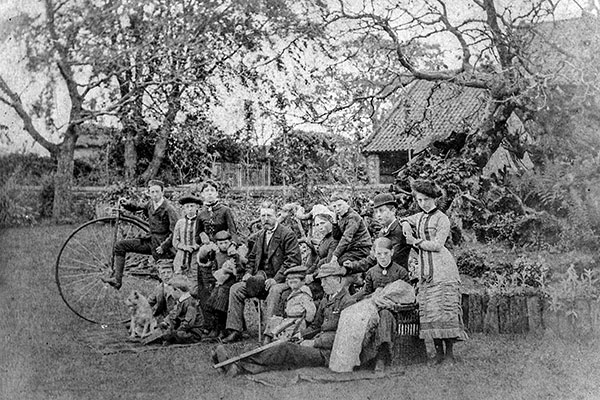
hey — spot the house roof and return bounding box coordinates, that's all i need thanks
[363,80,489,154]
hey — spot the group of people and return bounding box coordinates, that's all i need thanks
[102,177,467,375]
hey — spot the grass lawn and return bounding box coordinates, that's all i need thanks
[1,224,599,400]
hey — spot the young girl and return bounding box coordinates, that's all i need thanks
[401,179,468,364]
[203,230,245,338]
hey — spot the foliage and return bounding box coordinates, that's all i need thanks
[477,254,550,295]
[456,249,489,278]
[544,267,600,321]
[0,170,38,227]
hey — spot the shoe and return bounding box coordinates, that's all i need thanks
[226,362,242,377]
[207,329,220,339]
[374,358,386,372]
[101,276,122,290]
[222,330,242,344]
[213,345,231,373]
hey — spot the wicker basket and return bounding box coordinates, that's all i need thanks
[391,303,428,365]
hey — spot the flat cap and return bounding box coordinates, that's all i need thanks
[284,266,308,279]
[373,193,397,209]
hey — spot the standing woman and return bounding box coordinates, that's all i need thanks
[401,180,467,364]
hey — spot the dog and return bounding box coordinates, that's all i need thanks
[125,290,157,339]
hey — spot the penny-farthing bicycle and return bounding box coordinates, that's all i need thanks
[55,203,160,325]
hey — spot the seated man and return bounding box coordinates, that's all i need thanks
[222,201,302,343]
[213,262,355,376]
[103,179,179,290]
[342,193,410,280]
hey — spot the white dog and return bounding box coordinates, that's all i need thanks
[125,290,157,339]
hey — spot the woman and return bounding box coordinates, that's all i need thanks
[401,179,467,364]
[304,213,339,301]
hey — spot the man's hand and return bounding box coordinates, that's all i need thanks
[300,339,315,347]
[155,246,164,255]
[242,273,252,282]
[227,244,238,256]
[305,274,314,285]
[265,278,277,291]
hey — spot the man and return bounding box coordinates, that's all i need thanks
[222,201,302,343]
[102,180,179,289]
[213,262,355,376]
[342,193,410,280]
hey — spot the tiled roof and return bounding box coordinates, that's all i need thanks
[363,80,489,154]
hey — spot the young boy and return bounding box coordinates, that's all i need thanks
[263,266,316,344]
[159,275,204,344]
[328,191,372,265]
[204,230,246,338]
[172,195,203,276]
[356,237,407,301]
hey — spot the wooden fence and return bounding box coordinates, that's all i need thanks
[462,292,600,338]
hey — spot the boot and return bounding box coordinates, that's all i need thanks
[433,339,444,364]
[444,339,455,363]
[101,255,125,289]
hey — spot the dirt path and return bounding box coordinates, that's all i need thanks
[1,225,599,400]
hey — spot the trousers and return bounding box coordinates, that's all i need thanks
[226,281,287,332]
[238,342,329,374]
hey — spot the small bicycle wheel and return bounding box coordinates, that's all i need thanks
[55,216,159,325]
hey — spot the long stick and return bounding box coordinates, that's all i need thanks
[213,338,287,369]
[109,199,122,271]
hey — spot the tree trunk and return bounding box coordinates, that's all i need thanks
[123,127,138,181]
[140,87,181,182]
[461,101,516,168]
[52,128,76,221]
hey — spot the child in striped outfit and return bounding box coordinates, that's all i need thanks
[172,195,203,281]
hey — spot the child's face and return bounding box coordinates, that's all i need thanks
[330,199,349,216]
[314,216,332,235]
[147,184,164,203]
[183,203,198,217]
[374,246,393,268]
[415,192,436,212]
[216,239,231,252]
[202,185,219,203]
[286,277,303,290]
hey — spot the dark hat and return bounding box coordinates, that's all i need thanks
[147,179,165,189]
[373,193,397,209]
[178,194,203,205]
[284,266,308,279]
[214,230,232,241]
[411,179,443,198]
[315,260,345,279]
[197,245,216,263]
[246,274,266,298]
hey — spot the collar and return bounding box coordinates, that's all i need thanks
[382,219,397,234]
[178,292,191,303]
[152,198,165,210]
[205,201,219,209]
[327,287,343,301]
[424,207,438,214]
[185,213,197,221]
[266,223,278,234]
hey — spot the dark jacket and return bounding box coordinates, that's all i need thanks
[246,223,302,283]
[167,294,204,336]
[306,233,338,276]
[332,208,372,259]
[123,199,179,254]
[305,287,355,349]
[194,202,239,244]
[346,219,411,275]
[363,262,408,296]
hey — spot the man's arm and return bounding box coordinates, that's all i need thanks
[158,203,180,253]
[273,230,301,282]
[332,214,361,259]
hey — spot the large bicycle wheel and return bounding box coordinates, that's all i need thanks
[55,216,159,325]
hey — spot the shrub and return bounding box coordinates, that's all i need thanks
[456,249,489,278]
[0,170,38,227]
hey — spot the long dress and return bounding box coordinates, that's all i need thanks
[402,208,468,341]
